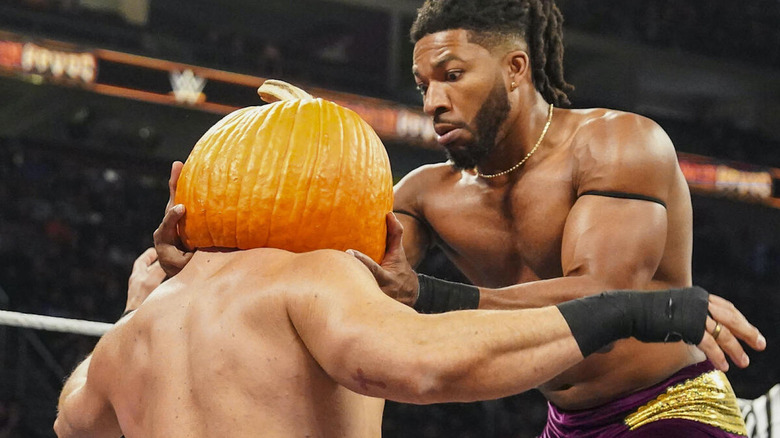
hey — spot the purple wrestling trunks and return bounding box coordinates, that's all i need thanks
[539,361,747,437]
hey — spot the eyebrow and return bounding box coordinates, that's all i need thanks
[412,54,465,78]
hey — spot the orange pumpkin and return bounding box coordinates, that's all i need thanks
[175,80,393,262]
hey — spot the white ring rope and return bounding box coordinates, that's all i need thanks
[0,310,111,337]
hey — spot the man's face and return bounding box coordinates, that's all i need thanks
[412,29,511,170]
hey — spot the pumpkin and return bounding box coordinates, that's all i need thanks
[175,80,393,263]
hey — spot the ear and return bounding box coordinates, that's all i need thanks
[506,50,531,84]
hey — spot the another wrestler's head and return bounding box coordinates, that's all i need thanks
[410,0,573,169]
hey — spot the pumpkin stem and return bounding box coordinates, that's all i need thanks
[257,79,313,103]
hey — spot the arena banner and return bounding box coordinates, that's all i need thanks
[0,29,437,149]
[1,29,779,207]
[0,34,96,84]
[678,152,778,207]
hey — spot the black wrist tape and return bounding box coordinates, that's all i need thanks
[556,286,709,357]
[413,274,480,314]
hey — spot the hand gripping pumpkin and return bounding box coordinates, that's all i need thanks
[175,80,393,263]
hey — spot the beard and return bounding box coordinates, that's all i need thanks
[444,75,510,170]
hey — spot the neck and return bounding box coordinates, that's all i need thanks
[475,95,553,178]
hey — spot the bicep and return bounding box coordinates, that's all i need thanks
[565,115,680,288]
[56,353,121,438]
[561,195,667,289]
[393,211,431,268]
[393,175,433,268]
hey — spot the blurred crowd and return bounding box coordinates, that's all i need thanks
[4,0,780,91]
[1,133,778,436]
[558,0,780,69]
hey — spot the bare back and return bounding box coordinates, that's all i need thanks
[396,108,704,409]
[94,249,384,438]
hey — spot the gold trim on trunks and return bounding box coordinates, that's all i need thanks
[624,370,747,436]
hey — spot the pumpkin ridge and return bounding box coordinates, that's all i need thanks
[363,117,378,256]
[193,112,235,247]
[209,108,252,246]
[202,115,229,247]
[322,99,346,250]
[224,108,259,248]
[248,103,286,248]
[356,112,372,254]
[294,100,322,249]
[267,100,301,250]
[234,107,264,248]
[339,105,361,251]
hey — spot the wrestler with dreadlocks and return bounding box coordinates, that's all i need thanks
[152,0,766,436]
[344,0,754,436]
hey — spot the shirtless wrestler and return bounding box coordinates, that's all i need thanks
[56,92,761,437]
[340,1,766,436]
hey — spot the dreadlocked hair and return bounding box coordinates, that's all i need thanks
[410,0,574,107]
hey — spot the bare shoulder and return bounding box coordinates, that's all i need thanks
[284,249,382,297]
[394,161,459,210]
[282,249,393,328]
[566,108,680,195]
[396,162,457,190]
[289,249,371,277]
[571,108,676,157]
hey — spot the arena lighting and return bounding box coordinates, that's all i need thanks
[0,29,779,207]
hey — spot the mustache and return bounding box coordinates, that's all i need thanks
[432,116,468,129]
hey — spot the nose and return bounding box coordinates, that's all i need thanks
[422,82,450,117]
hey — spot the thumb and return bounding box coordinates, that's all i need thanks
[384,212,406,259]
[167,161,184,208]
[154,204,185,245]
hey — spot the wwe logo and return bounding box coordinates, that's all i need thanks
[170,69,207,104]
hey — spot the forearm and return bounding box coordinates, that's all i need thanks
[344,286,709,404]
[478,275,605,310]
[411,308,583,403]
[338,307,582,404]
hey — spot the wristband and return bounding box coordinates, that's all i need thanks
[413,274,480,314]
[556,286,709,357]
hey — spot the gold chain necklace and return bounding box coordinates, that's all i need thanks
[477,103,554,178]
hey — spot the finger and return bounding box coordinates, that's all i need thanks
[166,161,184,212]
[697,330,729,372]
[385,212,405,256]
[708,294,766,352]
[154,204,186,246]
[706,316,750,369]
[154,245,192,278]
[133,247,159,272]
[347,249,390,281]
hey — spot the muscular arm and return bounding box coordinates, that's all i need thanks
[54,249,164,438]
[54,349,121,438]
[479,113,680,309]
[479,196,669,309]
[393,165,436,268]
[287,250,583,405]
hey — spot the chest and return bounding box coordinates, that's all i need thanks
[423,168,575,286]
